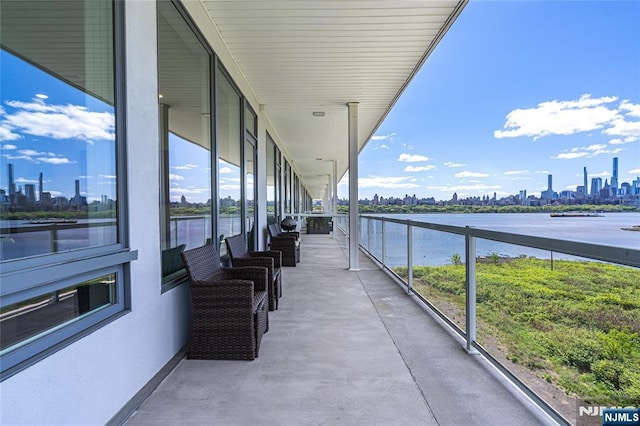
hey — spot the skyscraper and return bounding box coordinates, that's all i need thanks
[8,163,15,200]
[590,177,602,197]
[611,157,619,189]
[583,167,588,196]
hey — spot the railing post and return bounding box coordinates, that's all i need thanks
[51,228,58,253]
[465,227,479,354]
[367,217,372,251]
[407,223,413,295]
[381,220,386,269]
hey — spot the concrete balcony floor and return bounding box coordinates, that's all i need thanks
[125,234,556,426]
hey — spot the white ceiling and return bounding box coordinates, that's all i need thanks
[195,0,467,199]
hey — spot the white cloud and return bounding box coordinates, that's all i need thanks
[592,170,611,177]
[359,176,420,189]
[371,132,396,141]
[15,177,38,184]
[373,144,389,150]
[620,100,640,118]
[1,143,17,150]
[219,166,234,174]
[398,153,429,162]
[602,117,640,139]
[0,126,21,141]
[454,171,490,178]
[628,168,640,174]
[609,136,639,145]
[169,173,184,181]
[3,147,74,165]
[170,187,208,195]
[552,144,622,160]
[443,162,465,168]
[219,184,241,190]
[220,177,241,183]
[494,94,620,140]
[174,164,198,170]
[38,157,72,165]
[3,98,115,141]
[426,183,501,192]
[404,165,436,172]
[504,170,529,175]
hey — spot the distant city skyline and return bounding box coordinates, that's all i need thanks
[350,155,639,204]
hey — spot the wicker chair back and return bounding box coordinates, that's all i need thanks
[181,244,222,283]
[225,234,249,260]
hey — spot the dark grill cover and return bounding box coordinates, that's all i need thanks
[281,217,297,231]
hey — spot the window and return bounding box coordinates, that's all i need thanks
[216,66,242,255]
[244,137,256,250]
[284,160,291,214]
[157,0,212,285]
[266,133,278,224]
[244,104,257,138]
[0,0,132,376]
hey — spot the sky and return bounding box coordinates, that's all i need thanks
[1,50,117,203]
[347,0,640,201]
[1,1,639,205]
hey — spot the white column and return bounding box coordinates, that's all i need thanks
[332,159,338,239]
[347,102,359,271]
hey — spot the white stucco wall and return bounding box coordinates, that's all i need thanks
[0,2,192,424]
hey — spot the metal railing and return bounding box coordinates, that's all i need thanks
[355,214,639,425]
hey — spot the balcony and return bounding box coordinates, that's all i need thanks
[124,233,555,425]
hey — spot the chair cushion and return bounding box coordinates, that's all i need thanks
[162,244,186,277]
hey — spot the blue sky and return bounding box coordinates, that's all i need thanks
[1,50,117,203]
[348,0,640,201]
[1,1,639,205]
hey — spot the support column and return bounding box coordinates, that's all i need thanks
[347,102,359,271]
[332,159,338,239]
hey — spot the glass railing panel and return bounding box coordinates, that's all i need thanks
[383,221,408,269]
[472,244,640,424]
[360,217,370,251]
[408,226,467,332]
[364,218,383,261]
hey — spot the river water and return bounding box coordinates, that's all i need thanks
[2,213,638,264]
[362,212,640,267]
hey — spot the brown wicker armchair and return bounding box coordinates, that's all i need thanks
[268,224,300,267]
[272,222,300,239]
[181,244,269,360]
[225,234,282,311]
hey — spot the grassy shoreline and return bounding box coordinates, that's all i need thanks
[394,256,640,409]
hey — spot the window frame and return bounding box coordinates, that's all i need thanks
[0,0,135,379]
[157,0,216,291]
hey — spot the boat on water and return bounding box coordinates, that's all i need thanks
[550,212,604,217]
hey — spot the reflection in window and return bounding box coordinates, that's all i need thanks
[245,139,256,250]
[0,1,117,262]
[158,0,212,282]
[0,0,127,374]
[217,67,242,254]
[0,274,116,353]
[284,160,291,214]
[266,134,277,224]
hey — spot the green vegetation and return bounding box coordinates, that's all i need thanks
[339,204,639,215]
[394,257,640,406]
[2,209,116,221]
